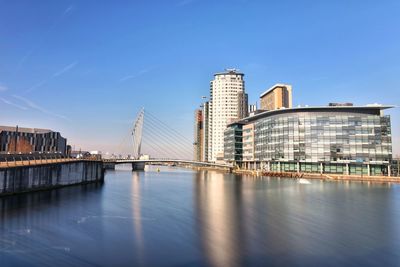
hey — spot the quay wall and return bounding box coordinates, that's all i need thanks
[0,161,104,196]
[234,169,400,184]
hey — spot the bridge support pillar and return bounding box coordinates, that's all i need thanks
[132,162,145,171]
[103,162,116,170]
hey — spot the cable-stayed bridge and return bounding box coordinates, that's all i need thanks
[105,108,233,171]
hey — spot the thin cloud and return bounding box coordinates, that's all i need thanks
[15,5,75,72]
[0,97,28,110]
[119,68,152,83]
[12,95,69,120]
[53,61,78,77]
[0,84,8,92]
[25,79,48,93]
[64,5,74,15]
[25,61,78,94]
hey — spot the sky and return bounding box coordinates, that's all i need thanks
[0,0,399,156]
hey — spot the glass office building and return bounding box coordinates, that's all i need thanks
[224,106,393,176]
[224,123,243,162]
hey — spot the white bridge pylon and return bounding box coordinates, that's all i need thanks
[129,108,194,160]
[132,108,145,159]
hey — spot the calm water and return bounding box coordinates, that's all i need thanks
[1,166,400,267]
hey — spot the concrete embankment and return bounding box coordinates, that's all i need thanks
[234,169,400,184]
[0,160,104,196]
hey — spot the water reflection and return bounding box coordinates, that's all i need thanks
[0,168,399,267]
[0,182,104,266]
[194,172,400,267]
[195,171,244,267]
[131,171,144,265]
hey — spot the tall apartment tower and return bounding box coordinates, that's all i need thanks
[207,69,247,162]
[260,84,292,111]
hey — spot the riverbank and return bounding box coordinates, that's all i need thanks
[234,169,400,184]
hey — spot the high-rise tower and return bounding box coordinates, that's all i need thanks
[207,69,247,162]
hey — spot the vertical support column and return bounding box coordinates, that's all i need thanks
[132,162,145,171]
[267,161,270,172]
[367,164,370,176]
[388,165,391,177]
[320,162,323,174]
[297,161,300,173]
[346,163,349,175]
[278,162,281,172]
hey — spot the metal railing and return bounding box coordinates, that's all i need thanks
[0,155,100,168]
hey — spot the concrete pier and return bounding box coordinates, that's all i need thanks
[0,160,104,196]
[132,162,145,171]
[103,161,116,170]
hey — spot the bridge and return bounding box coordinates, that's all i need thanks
[104,108,233,172]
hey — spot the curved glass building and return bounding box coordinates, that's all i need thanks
[224,105,393,176]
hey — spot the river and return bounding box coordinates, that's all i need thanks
[1,166,399,267]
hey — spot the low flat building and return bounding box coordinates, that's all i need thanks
[224,105,393,176]
[0,126,67,155]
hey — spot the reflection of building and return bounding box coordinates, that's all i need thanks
[194,109,204,161]
[224,105,393,176]
[0,125,67,154]
[208,69,248,162]
[260,84,292,111]
[194,171,243,267]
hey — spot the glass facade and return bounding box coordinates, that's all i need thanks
[242,124,254,161]
[254,111,391,164]
[224,107,393,176]
[224,124,243,162]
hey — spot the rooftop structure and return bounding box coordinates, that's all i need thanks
[260,84,292,111]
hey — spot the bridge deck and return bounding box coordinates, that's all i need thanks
[103,159,232,169]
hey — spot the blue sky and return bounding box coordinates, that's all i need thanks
[0,0,399,156]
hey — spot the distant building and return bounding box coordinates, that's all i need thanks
[193,109,204,161]
[224,105,393,176]
[0,126,67,155]
[202,101,210,162]
[70,150,91,159]
[248,104,257,115]
[329,102,353,107]
[260,84,292,111]
[207,69,248,162]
